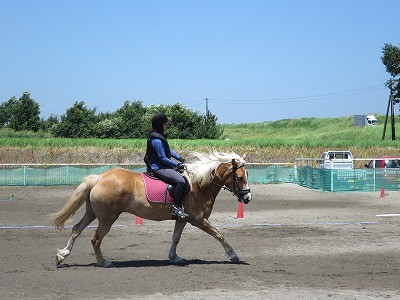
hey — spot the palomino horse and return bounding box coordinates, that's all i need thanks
[52,151,252,267]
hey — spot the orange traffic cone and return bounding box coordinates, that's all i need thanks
[135,216,143,225]
[380,186,385,198]
[236,202,244,219]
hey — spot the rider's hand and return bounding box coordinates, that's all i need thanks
[177,157,186,163]
[176,163,186,171]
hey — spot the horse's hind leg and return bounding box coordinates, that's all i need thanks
[91,218,117,268]
[194,218,240,263]
[56,211,96,266]
[168,220,187,264]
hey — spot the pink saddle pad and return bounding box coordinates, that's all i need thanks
[141,173,174,203]
[141,173,190,204]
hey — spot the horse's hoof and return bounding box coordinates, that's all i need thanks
[230,257,240,263]
[103,259,114,268]
[175,259,188,266]
[56,253,65,266]
[170,256,187,266]
[55,249,69,266]
[55,255,62,266]
[229,255,240,263]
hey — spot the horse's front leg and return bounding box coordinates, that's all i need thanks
[195,218,239,263]
[168,220,187,265]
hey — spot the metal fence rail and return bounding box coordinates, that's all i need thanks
[0,163,399,192]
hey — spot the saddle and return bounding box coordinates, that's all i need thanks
[141,173,190,204]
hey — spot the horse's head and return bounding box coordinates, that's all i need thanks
[187,151,252,203]
[220,155,252,204]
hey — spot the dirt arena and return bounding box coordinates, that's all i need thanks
[1,183,400,299]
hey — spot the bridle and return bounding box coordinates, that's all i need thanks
[215,162,251,203]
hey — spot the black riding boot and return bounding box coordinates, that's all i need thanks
[171,182,188,219]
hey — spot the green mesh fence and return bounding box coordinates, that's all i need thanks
[247,164,295,184]
[295,166,400,192]
[0,164,399,192]
[0,165,147,186]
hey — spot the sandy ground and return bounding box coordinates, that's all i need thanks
[0,183,400,300]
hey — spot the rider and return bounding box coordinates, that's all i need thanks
[144,113,188,219]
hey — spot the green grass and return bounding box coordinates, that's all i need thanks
[221,115,400,148]
[0,115,399,150]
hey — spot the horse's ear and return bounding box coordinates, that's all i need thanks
[211,167,216,176]
[242,153,247,160]
[231,158,238,168]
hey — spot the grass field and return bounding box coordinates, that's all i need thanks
[0,115,399,163]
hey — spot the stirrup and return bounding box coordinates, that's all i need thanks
[172,205,189,219]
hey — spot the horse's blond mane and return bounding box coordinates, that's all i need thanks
[186,151,245,188]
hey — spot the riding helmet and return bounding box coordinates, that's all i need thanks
[151,113,169,132]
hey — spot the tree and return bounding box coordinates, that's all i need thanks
[114,100,148,138]
[381,43,400,140]
[381,43,400,77]
[0,97,17,128]
[52,101,97,138]
[194,113,224,139]
[146,103,223,139]
[1,91,224,139]
[8,92,41,131]
[381,43,400,100]
[40,114,60,132]
[93,116,124,138]
[165,103,199,139]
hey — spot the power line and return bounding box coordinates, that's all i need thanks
[209,85,386,104]
[185,99,203,106]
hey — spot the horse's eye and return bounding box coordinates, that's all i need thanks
[237,177,243,180]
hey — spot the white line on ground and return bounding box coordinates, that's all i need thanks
[376,213,400,217]
[0,225,127,230]
[0,221,384,230]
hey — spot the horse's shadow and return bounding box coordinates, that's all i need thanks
[57,259,249,268]
[115,259,249,268]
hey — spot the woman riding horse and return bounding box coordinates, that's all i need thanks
[52,151,252,267]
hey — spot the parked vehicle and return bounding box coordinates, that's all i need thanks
[319,151,354,169]
[364,156,400,169]
[366,115,378,125]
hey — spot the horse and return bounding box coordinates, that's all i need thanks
[51,151,252,267]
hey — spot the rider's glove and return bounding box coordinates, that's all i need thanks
[177,157,186,163]
[176,163,186,170]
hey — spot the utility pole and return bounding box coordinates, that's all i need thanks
[204,98,209,120]
[391,91,396,140]
[382,93,390,140]
[382,78,397,141]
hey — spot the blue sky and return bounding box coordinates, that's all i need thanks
[1,0,399,124]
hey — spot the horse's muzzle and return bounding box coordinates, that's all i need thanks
[236,189,252,204]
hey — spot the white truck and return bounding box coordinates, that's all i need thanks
[319,151,354,169]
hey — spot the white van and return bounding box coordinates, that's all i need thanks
[319,151,354,169]
[367,115,378,125]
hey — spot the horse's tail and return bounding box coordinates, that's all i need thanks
[51,174,99,230]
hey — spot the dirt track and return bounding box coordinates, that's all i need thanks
[1,183,400,299]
